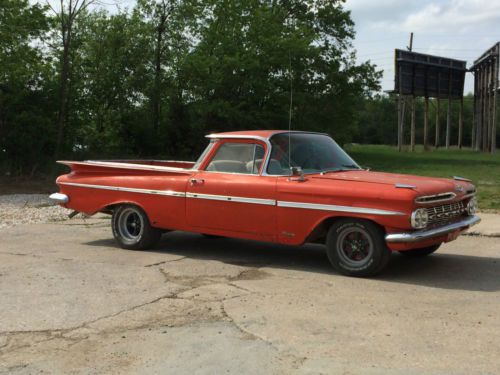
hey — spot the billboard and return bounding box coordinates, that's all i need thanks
[394,49,466,99]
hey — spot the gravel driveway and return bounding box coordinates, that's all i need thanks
[0,194,69,229]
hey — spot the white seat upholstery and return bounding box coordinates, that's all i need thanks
[207,160,248,173]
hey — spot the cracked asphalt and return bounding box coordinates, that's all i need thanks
[1,215,500,374]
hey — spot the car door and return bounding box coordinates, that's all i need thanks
[186,139,277,241]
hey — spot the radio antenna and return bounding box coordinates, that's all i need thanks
[288,52,293,171]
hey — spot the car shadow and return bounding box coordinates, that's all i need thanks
[85,231,500,292]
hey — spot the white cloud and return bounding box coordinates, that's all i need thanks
[399,0,500,33]
[345,0,422,22]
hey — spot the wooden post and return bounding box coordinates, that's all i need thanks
[458,97,463,149]
[486,62,492,152]
[446,97,451,149]
[435,98,440,148]
[410,97,416,151]
[472,71,477,149]
[478,67,484,151]
[492,56,498,153]
[397,64,404,152]
[482,64,488,151]
[424,96,429,150]
[398,95,402,152]
[436,71,441,148]
[446,70,452,149]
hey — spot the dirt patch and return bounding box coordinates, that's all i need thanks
[230,269,270,281]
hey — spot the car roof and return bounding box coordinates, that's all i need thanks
[206,130,327,141]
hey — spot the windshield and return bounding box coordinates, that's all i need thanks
[266,133,360,175]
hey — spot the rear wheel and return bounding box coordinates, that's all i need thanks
[111,205,161,250]
[326,219,391,277]
[398,244,441,257]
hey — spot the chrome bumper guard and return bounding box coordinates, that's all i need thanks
[385,215,481,243]
[49,193,69,204]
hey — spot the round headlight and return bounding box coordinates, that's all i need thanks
[466,197,478,215]
[411,208,429,229]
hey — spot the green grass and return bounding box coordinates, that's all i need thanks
[345,144,500,211]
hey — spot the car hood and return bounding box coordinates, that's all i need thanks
[312,170,470,196]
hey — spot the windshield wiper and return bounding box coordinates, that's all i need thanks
[321,164,361,174]
[341,164,361,170]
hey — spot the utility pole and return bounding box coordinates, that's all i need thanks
[407,32,413,52]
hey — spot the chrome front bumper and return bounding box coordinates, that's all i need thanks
[385,215,481,243]
[49,193,69,204]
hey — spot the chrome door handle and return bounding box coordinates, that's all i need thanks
[190,178,205,186]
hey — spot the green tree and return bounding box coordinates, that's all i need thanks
[47,0,99,159]
[183,0,381,148]
[0,0,52,174]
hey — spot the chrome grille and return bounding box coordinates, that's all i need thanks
[426,201,466,227]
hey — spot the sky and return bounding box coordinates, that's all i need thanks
[344,0,500,94]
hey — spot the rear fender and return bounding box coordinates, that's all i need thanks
[100,200,149,216]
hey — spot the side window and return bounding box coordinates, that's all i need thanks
[206,142,265,174]
[192,140,215,170]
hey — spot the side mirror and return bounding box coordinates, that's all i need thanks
[289,166,305,182]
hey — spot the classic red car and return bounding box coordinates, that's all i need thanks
[50,131,480,277]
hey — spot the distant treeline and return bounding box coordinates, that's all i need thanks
[3,0,395,176]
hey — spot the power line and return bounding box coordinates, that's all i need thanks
[413,47,489,52]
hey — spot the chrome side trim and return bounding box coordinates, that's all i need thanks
[385,215,481,243]
[395,184,416,189]
[453,176,472,182]
[59,181,405,215]
[58,160,197,174]
[415,192,457,204]
[186,192,275,206]
[59,182,186,197]
[277,201,405,216]
[49,193,69,204]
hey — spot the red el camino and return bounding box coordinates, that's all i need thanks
[50,131,480,277]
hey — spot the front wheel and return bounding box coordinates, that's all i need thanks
[326,219,391,277]
[398,244,441,257]
[111,204,162,250]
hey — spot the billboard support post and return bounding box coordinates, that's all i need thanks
[470,42,499,153]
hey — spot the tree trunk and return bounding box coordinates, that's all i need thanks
[54,27,72,159]
[152,15,166,139]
